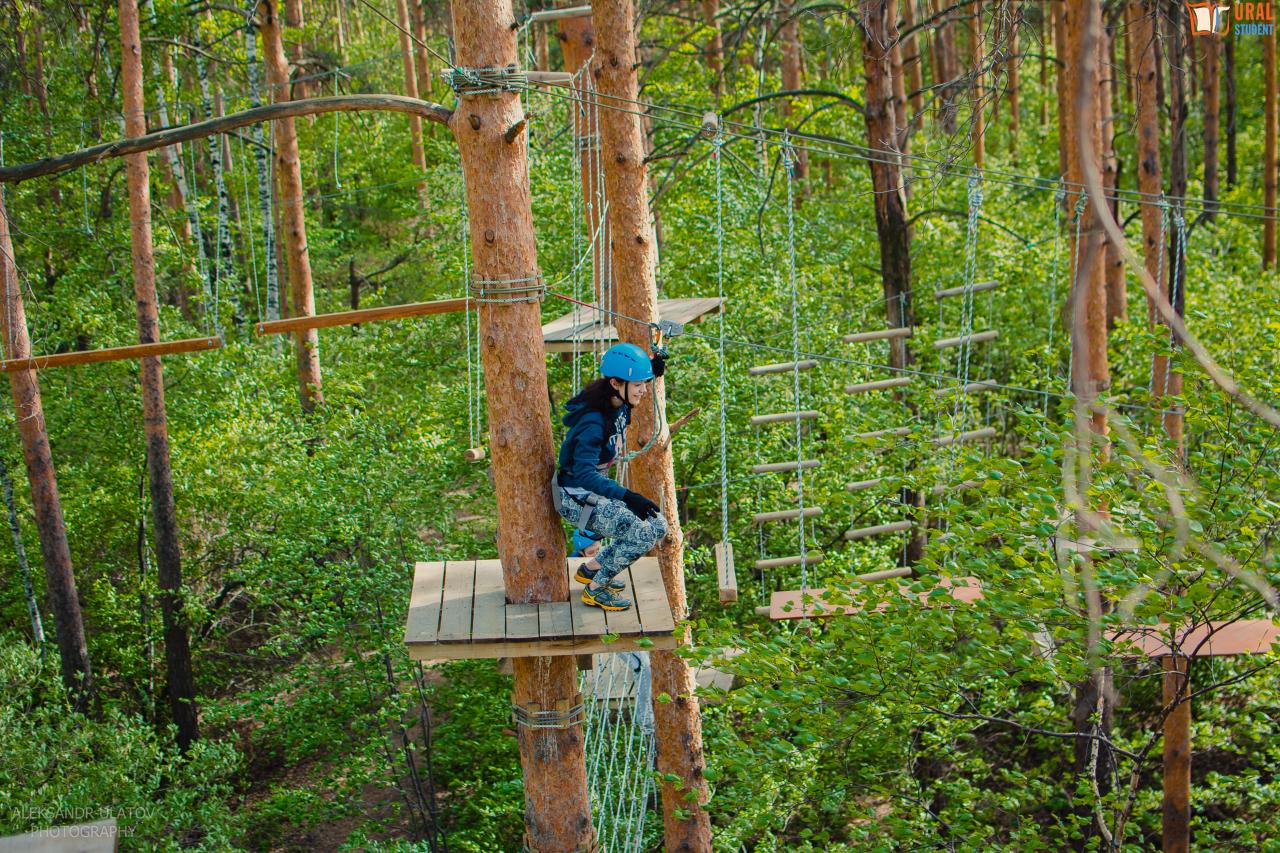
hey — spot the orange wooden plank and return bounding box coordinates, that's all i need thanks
[1109,620,1280,658]
[0,336,222,372]
[256,298,470,335]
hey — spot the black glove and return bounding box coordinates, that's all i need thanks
[622,490,661,520]
[650,353,667,378]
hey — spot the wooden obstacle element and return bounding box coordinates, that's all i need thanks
[540,297,722,354]
[0,819,118,852]
[935,280,1000,299]
[715,541,737,603]
[933,427,997,446]
[750,409,820,426]
[769,575,984,620]
[255,297,471,335]
[0,336,222,372]
[1108,620,1280,659]
[846,477,886,492]
[844,377,912,394]
[525,70,574,85]
[844,327,912,344]
[748,359,818,376]
[751,459,820,474]
[934,381,998,395]
[853,426,912,440]
[582,648,741,705]
[934,330,999,349]
[463,447,487,462]
[754,553,823,570]
[844,520,913,540]
[752,506,823,524]
[404,557,677,660]
[527,3,591,22]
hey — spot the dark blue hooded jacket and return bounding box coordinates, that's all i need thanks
[557,398,632,500]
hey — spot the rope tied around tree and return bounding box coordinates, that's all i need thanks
[441,64,528,96]
[468,273,546,304]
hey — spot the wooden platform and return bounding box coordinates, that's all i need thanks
[1108,620,1279,658]
[405,557,678,660]
[541,297,722,353]
[769,576,984,620]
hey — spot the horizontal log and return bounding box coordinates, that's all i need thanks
[844,520,913,540]
[464,447,487,462]
[525,71,573,84]
[747,359,818,376]
[846,477,885,492]
[528,4,591,21]
[0,336,222,372]
[754,605,771,617]
[843,327,912,344]
[0,95,453,184]
[754,554,824,570]
[752,506,824,524]
[750,410,820,426]
[933,329,999,349]
[933,427,997,446]
[852,426,912,440]
[855,567,913,582]
[935,279,1000,299]
[844,377,912,394]
[751,459,820,474]
[934,381,999,394]
[256,298,471,334]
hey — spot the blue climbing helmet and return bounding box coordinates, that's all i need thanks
[570,530,602,555]
[599,343,653,382]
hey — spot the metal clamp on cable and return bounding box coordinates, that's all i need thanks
[441,64,528,96]
[469,273,546,304]
[511,694,586,730]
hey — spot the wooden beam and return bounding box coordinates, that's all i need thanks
[843,327,912,343]
[528,4,591,22]
[845,520,913,540]
[934,329,999,349]
[845,376,912,394]
[846,477,885,492]
[752,506,823,524]
[750,410,820,426]
[751,459,820,474]
[754,553,823,570]
[0,95,453,185]
[853,426,912,440]
[255,298,471,335]
[933,427,997,446]
[0,336,221,372]
[715,541,737,603]
[934,279,1000,299]
[748,359,818,376]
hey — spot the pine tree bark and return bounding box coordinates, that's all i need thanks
[1163,0,1187,454]
[396,0,429,207]
[1264,25,1277,269]
[932,0,960,133]
[1162,654,1191,853]
[1100,24,1124,327]
[0,194,91,706]
[284,0,308,100]
[558,13,609,307]
[702,0,722,99]
[412,0,433,103]
[1224,26,1236,188]
[1202,33,1220,219]
[448,3,596,851]
[780,0,809,183]
[902,0,924,118]
[1054,0,1068,176]
[589,1,713,847]
[1007,1,1020,158]
[968,3,984,167]
[1129,1,1163,333]
[260,0,323,412]
[119,0,200,751]
[1040,3,1049,128]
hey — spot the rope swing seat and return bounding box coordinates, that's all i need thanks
[404,557,677,661]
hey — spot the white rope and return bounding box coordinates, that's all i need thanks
[714,135,730,549]
[781,136,808,590]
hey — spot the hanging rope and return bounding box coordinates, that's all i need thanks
[714,133,730,552]
[1045,180,1067,413]
[781,136,808,590]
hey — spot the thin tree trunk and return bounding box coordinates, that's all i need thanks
[1,454,44,647]
[1162,655,1191,853]
[902,0,924,118]
[246,19,280,323]
[1100,24,1124,327]
[590,1,713,847]
[1202,33,1220,219]
[1007,1,1020,158]
[284,0,308,100]
[0,195,91,706]
[933,0,960,133]
[396,0,429,207]
[1264,26,1276,269]
[702,0,722,99]
[969,3,984,167]
[1224,26,1236,188]
[1054,0,1068,176]
[1040,3,1049,128]
[260,0,323,412]
[889,0,909,152]
[1164,0,1187,454]
[119,0,200,752]
[780,0,809,184]
[447,3,595,850]
[1130,2,1163,325]
[559,13,609,307]
[412,0,433,103]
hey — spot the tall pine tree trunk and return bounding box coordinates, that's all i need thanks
[1007,1,1020,158]
[1225,26,1236,188]
[119,0,200,752]
[558,13,609,306]
[969,3,984,167]
[1054,0,1068,176]
[1100,24,1124,327]
[1163,0,1187,454]
[780,0,809,184]
[0,195,91,706]
[1202,34,1220,218]
[1264,25,1276,269]
[284,0,307,100]
[412,0,433,103]
[702,0,722,99]
[395,0,429,207]
[1129,2,1163,330]
[902,0,924,118]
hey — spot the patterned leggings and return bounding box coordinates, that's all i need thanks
[556,489,669,586]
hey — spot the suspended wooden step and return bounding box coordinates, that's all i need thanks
[1108,620,1280,658]
[541,297,722,353]
[754,553,823,570]
[857,567,914,582]
[748,359,818,376]
[769,576,983,620]
[846,477,886,492]
[852,426,912,441]
[256,298,470,335]
[525,71,573,85]
[935,280,1000,299]
[404,557,677,661]
[934,329,999,349]
[464,447,487,462]
[933,427,997,446]
[751,410,820,426]
[752,506,823,524]
[527,3,591,21]
[844,520,913,540]
[844,377,912,394]
[751,459,820,474]
[0,336,222,372]
[843,327,912,344]
[933,381,999,395]
[715,541,737,603]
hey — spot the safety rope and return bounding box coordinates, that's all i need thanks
[782,136,808,590]
[1046,180,1067,413]
[1066,192,1088,389]
[714,133,730,551]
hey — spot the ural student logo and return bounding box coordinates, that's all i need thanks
[1187,2,1275,36]
[1188,2,1231,34]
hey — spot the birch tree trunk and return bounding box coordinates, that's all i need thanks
[246,18,280,323]
[119,0,200,752]
[0,194,91,707]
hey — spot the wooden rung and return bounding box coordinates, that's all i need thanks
[933,329,999,349]
[464,447,487,462]
[933,381,998,395]
[0,336,222,372]
[751,410,820,426]
[751,459,820,474]
[256,297,471,335]
[846,478,885,492]
[843,327,912,344]
[752,506,824,524]
[853,427,912,440]
[748,359,818,376]
[525,71,573,84]
[844,377,912,394]
[930,479,982,495]
[754,553,824,570]
[933,427,997,446]
[754,605,771,616]
[715,541,737,603]
[856,567,914,583]
[935,280,1000,299]
[844,520,913,540]
[527,4,591,21]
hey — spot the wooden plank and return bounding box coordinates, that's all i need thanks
[406,632,679,661]
[751,459,820,474]
[845,520,913,540]
[631,557,676,634]
[256,298,470,335]
[539,602,575,639]
[934,329,999,349]
[846,477,885,492]
[1109,620,1280,658]
[469,559,507,641]
[933,427,997,446]
[543,298,722,352]
[601,565,645,637]
[845,376,912,394]
[525,71,574,84]
[0,819,118,853]
[754,553,823,570]
[751,410,820,426]
[404,561,447,644]
[853,426,912,440]
[935,279,1000,299]
[437,560,478,642]
[0,336,221,372]
[748,359,818,376]
[752,506,823,524]
[715,541,737,603]
[843,327,912,344]
[528,4,592,22]
[506,603,541,641]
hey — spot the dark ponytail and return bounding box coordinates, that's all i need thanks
[566,377,618,413]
